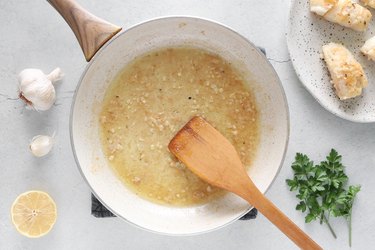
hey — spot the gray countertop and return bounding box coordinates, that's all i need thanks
[1,0,374,249]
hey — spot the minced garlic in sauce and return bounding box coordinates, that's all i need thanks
[100,47,259,206]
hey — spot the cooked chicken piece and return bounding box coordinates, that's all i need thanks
[310,0,338,16]
[310,0,372,32]
[361,36,375,61]
[361,0,375,9]
[322,43,368,100]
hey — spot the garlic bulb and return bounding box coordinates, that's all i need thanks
[29,135,55,157]
[18,68,63,111]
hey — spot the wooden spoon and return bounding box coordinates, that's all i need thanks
[168,116,322,250]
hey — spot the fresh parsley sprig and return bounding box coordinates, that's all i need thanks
[286,149,360,247]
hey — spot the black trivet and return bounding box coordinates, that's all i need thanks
[91,194,116,218]
[92,193,258,220]
[91,47,267,220]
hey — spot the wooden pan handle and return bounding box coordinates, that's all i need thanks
[47,0,122,61]
[239,181,322,250]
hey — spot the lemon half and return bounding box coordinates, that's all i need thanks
[11,190,57,238]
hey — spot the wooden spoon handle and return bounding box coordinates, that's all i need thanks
[240,183,322,250]
[47,0,122,61]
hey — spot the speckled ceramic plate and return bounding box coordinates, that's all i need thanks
[287,0,375,123]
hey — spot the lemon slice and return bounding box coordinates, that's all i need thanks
[11,190,57,238]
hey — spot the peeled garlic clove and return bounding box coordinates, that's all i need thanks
[29,135,54,157]
[18,68,63,111]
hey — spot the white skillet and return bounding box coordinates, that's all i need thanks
[48,0,289,235]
